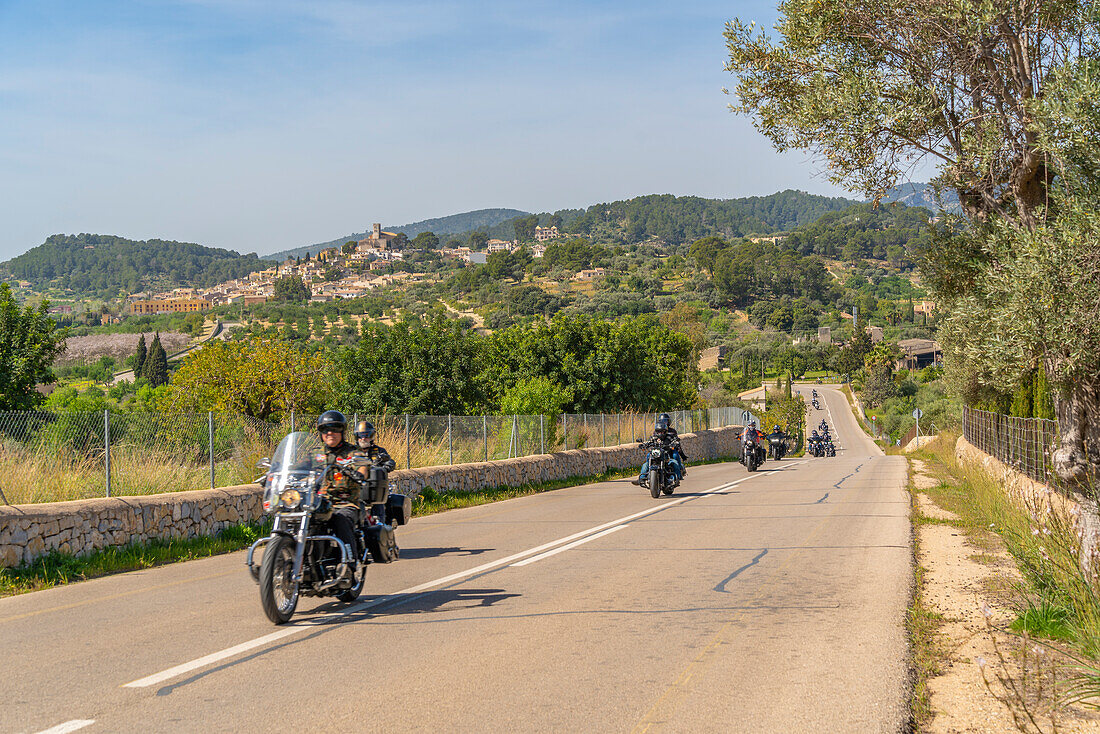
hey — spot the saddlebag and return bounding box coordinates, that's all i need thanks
[359,466,390,506]
[365,523,398,563]
[386,492,412,526]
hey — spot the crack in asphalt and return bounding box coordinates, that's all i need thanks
[713,549,769,593]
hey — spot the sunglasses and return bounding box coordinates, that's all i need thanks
[320,427,343,435]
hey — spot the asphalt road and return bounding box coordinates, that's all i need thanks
[1,385,910,733]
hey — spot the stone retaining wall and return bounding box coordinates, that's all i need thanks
[0,426,743,568]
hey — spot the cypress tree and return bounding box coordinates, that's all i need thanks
[134,333,147,377]
[1010,371,1034,418]
[143,332,169,387]
[1033,364,1056,420]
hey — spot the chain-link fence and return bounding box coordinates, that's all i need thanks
[962,405,1061,487]
[0,407,757,505]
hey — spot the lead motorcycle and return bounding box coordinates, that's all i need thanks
[246,431,412,624]
[637,438,677,498]
[741,430,766,472]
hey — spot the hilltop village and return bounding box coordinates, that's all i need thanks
[125,223,561,315]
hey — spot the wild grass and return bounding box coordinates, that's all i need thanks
[913,433,1100,710]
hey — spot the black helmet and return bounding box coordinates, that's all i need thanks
[655,413,671,433]
[317,410,347,434]
[773,424,781,432]
[811,430,819,437]
[355,420,375,439]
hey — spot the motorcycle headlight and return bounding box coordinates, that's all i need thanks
[278,489,302,509]
[651,448,662,459]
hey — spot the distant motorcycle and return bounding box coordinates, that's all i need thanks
[638,438,676,498]
[246,431,412,624]
[823,437,836,457]
[812,398,821,410]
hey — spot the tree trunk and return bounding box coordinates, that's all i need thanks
[1048,357,1100,493]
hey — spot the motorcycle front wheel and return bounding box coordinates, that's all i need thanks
[337,562,367,603]
[259,534,300,624]
[649,466,662,499]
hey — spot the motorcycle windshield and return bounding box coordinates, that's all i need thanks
[267,431,326,499]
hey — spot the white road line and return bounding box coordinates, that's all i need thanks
[512,525,627,567]
[32,721,95,734]
[122,472,761,689]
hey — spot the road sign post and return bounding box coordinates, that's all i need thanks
[912,408,923,437]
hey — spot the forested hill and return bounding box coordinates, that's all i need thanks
[268,208,529,260]
[557,190,856,244]
[1,233,274,297]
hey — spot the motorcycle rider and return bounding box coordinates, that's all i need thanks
[354,420,397,520]
[632,413,687,487]
[768,423,787,459]
[316,410,368,578]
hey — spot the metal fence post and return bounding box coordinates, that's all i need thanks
[563,414,568,450]
[448,414,453,465]
[540,414,545,454]
[405,414,410,469]
[631,413,636,443]
[104,409,111,498]
[601,414,606,447]
[208,411,215,489]
[483,414,488,462]
[617,413,621,445]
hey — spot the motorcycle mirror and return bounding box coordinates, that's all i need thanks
[256,457,271,469]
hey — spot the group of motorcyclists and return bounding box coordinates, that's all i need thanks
[807,390,836,458]
[254,398,820,621]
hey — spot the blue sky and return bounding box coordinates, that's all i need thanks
[0,0,851,259]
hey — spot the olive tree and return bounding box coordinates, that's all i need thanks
[726,0,1100,487]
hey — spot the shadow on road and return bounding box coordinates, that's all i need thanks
[397,546,495,560]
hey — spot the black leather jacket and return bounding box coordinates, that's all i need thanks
[649,429,687,460]
[357,442,396,472]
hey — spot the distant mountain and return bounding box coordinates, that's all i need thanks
[266,208,529,260]
[1,233,275,298]
[880,182,960,213]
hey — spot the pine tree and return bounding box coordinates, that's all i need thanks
[134,333,147,377]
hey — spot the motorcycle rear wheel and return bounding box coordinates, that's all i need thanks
[260,534,299,624]
[649,467,661,499]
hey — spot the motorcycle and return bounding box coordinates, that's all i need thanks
[823,437,836,457]
[807,436,822,457]
[811,398,821,410]
[741,432,766,472]
[637,438,677,498]
[246,431,412,624]
[767,432,788,461]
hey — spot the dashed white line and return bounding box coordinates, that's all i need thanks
[32,721,95,734]
[122,470,773,690]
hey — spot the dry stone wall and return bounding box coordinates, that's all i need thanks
[0,426,743,568]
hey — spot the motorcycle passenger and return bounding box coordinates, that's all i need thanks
[317,410,367,578]
[632,413,687,487]
[354,420,396,520]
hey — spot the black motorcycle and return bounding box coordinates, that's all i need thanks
[246,431,412,624]
[823,437,836,457]
[741,431,766,472]
[638,438,677,498]
[767,431,788,461]
[807,436,822,457]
